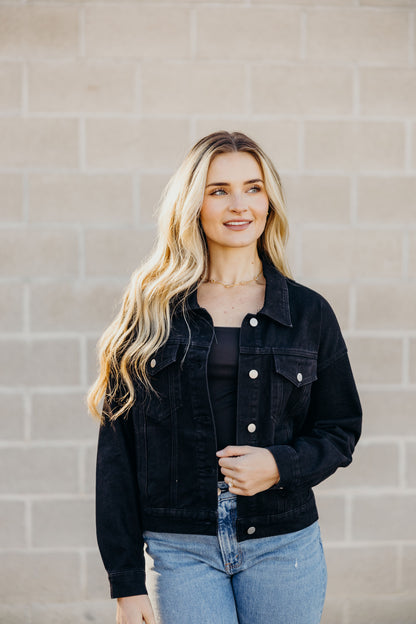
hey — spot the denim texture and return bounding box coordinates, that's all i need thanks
[95,257,362,598]
[142,481,327,624]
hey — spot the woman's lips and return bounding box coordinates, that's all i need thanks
[223,220,251,231]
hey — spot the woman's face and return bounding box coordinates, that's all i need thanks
[200,152,269,253]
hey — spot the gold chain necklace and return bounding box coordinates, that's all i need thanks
[203,269,263,289]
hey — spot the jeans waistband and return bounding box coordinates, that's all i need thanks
[217,480,237,500]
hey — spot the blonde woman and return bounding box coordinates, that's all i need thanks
[88,131,362,624]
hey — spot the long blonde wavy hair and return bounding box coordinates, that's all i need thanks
[87,130,292,424]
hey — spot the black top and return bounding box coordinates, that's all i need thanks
[207,326,240,481]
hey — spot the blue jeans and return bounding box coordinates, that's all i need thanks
[143,481,327,624]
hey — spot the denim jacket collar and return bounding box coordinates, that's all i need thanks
[186,256,293,328]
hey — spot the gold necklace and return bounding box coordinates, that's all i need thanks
[204,269,263,289]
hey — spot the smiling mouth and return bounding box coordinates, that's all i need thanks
[223,220,252,230]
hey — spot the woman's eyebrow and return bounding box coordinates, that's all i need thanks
[206,178,264,188]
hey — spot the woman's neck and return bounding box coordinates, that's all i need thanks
[205,247,263,285]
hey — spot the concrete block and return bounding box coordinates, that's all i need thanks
[194,119,299,171]
[405,443,416,488]
[410,338,416,383]
[360,68,416,116]
[87,336,101,388]
[408,233,416,279]
[0,447,79,494]
[305,121,405,172]
[302,228,402,279]
[84,227,157,277]
[0,392,25,440]
[0,118,78,168]
[320,599,345,624]
[0,174,22,222]
[142,62,246,115]
[314,493,346,541]
[32,498,95,548]
[352,494,416,541]
[30,280,126,332]
[356,284,416,330]
[0,5,79,59]
[348,597,416,624]
[347,337,402,384]
[317,442,399,491]
[31,392,99,441]
[84,443,97,496]
[30,601,115,624]
[325,545,397,595]
[283,175,350,224]
[358,176,416,224]
[253,65,353,114]
[28,61,136,113]
[0,501,25,548]
[85,5,190,58]
[196,7,300,60]
[401,545,416,592]
[306,9,408,64]
[139,173,171,226]
[28,173,133,224]
[360,390,416,437]
[0,283,23,331]
[0,553,80,602]
[0,228,78,278]
[86,118,188,170]
[0,338,81,387]
[0,605,30,624]
[85,552,111,600]
[0,62,21,111]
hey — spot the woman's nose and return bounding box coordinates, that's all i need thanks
[230,193,247,212]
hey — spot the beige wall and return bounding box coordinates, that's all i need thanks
[1,1,415,622]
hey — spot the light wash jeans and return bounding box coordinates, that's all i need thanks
[143,481,327,624]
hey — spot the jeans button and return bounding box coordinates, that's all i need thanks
[247,526,256,535]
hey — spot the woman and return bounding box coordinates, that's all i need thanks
[88,130,362,624]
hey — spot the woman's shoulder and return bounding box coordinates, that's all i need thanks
[285,276,336,315]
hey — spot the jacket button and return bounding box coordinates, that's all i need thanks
[247,423,256,433]
[249,369,258,379]
[249,317,258,327]
[247,526,256,535]
[297,372,303,382]
[150,359,157,368]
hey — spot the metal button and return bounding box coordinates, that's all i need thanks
[249,369,258,379]
[249,317,258,327]
[247,423,256,433]
[297,372,303,382]
[150,358,157,368]
[247,526,256,535]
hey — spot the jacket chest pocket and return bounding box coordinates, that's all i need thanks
[144,342,181,423]
[271,351,318,424]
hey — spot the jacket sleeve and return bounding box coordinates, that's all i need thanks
[95,389,147,598]
[266,298,362,491]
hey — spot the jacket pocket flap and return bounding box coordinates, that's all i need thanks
[148,342,180,375]
[273,353,318,387]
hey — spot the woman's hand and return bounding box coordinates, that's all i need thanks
[116,594,156,624]
[216,446,280,496]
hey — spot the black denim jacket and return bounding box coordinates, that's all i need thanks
[95,258,362,598]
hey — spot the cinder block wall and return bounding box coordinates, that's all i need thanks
[1,1,415,622]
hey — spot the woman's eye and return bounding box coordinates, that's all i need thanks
[211,185,261,196]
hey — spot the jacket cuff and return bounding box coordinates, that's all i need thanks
[266,445,299,490]
[109,569,147,599]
